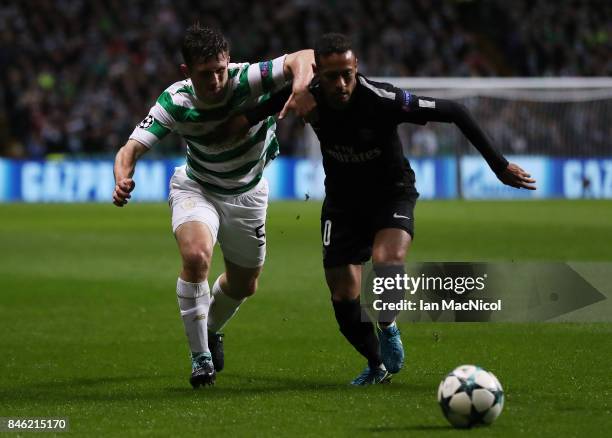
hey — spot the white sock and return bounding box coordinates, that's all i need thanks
[176,278,211,354]
[207,275,245,333]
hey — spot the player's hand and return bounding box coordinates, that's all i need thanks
[205,115,251,146]
[497,163,537,190]
[279,88,316,120]
[112,178,136,207]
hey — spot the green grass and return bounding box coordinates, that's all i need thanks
[0,200,611,437]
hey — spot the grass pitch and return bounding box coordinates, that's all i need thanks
[0,200,611,437]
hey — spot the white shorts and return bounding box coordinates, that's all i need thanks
[168,166,268,268]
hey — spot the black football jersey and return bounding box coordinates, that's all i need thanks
[244,73,508,204]
[308,74,436,202]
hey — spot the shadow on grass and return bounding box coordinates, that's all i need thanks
[0,372,432,404]
[364,425,453,433]
[164,371,433,397]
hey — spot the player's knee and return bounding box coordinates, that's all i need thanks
[330,288,359,302]
[181,245,213,274]
[372,247,406,265]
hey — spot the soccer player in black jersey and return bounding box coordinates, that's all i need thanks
[223,33,536,385]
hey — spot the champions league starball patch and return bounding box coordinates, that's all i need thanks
[138,115,154,129]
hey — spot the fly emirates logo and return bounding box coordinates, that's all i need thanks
[325,145,382,163]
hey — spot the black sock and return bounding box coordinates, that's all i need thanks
[332,298,382,369]
[373,263,407,324]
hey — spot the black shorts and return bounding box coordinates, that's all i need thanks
[320,195,417,268]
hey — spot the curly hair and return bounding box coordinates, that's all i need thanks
[314,33,353,65]
[181,24,229,67]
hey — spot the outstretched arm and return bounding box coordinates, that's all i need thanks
[112,139,149,207]
[417,99,535,190]
[387,89,536,190]
[357,77,536,190]
[204,52,314,144]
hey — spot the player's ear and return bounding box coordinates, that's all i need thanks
[354,57,359,73]
[180,63,190,78]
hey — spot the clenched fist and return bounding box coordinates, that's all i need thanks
[113,178,136,207]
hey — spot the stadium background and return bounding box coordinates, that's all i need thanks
[1,0,611,201]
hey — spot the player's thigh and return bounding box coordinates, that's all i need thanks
[175,221,216,270]
[371,196,416,263]
[169,167,220,267]
[372,228,412,264]
[217,178,269,269]
[321,198,373,270]
[325,264,362,301]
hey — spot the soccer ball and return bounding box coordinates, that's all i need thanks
[437,364,504,428]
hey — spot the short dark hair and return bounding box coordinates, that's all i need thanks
[181,24,229,67]
[314,33,353,65]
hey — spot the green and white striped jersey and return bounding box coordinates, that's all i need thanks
[130,55,287,195]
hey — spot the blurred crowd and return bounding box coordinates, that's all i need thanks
[401,96,612,159]
[1,0,611,159]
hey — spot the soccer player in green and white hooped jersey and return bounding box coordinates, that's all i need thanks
[112,25,315,388]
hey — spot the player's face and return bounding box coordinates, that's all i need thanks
[317,51,357,109]
[183,52,230,103]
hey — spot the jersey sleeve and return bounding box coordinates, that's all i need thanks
[394,91,472,126]
[128,100,176,148]
[245,55,288,98]
[394,92,445,124]
[355,76,426,125]
[360,76,508,175]
[400,93,509,174]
